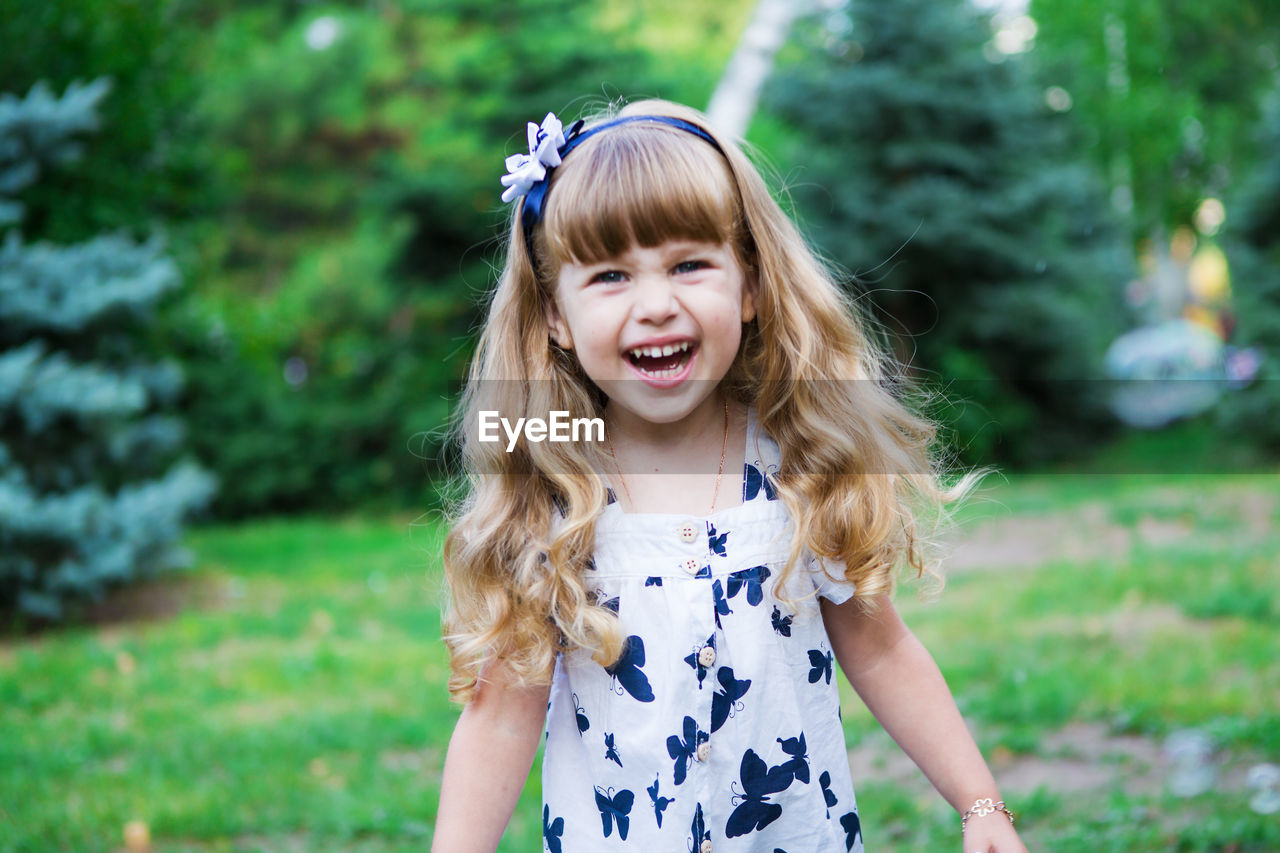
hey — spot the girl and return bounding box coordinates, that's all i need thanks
[434,99,1028,853]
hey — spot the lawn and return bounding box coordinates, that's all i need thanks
[2,468,1278,851]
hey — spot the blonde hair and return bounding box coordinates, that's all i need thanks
[442,99,983,703]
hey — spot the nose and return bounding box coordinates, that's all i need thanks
[631,271,678,323]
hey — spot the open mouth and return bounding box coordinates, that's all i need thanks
[626,341,696,379]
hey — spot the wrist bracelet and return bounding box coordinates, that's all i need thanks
[961,797,1015,832]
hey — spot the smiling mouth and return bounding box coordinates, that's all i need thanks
[626,341,696,379]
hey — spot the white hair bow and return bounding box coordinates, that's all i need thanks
[500,112,566,203]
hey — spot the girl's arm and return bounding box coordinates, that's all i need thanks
[820,594,1029,853]
[431,657,551,853]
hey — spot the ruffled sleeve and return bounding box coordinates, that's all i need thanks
[807,552,858,605]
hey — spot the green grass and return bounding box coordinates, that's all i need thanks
[1037,416,1275,477]
[2,473,1278,852]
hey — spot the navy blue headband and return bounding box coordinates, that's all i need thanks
[499,113,724,250]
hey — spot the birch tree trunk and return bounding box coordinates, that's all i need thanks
[706,0,814,138]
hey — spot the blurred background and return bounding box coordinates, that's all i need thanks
[2,1,1278,851]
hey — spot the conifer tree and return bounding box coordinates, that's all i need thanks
[0,79,215,622]
[765,0,1132,465]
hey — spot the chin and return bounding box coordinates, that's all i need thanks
[607,386,722,424]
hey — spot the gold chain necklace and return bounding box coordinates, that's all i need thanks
[605,398,729,515]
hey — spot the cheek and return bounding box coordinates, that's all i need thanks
[723,320,744,353]
[712,299,746,339]
[571,318,622,368]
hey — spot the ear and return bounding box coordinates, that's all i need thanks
[545,298,573,350]
[740,272,758,324]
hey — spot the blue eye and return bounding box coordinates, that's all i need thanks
[592,270,626,284]
[674,260,708,274]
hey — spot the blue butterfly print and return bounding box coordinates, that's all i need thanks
[707,522,729,557]
[645,576,663,586]
[743,462,778,501]
[695,564,711,579]
[726,565,771,607]
[683,634,716,689]
[604,731,622,767]
[552,492,569,517]
[771,605,793,637]
[725,748,796,838]
[689,802,710,851]
[711,579,732,627]
[808,647,834,685]
[819,770,838,817]
[839,810,862,851]
[573,693,589,734]
[543,804,564,853]
[711,666,752,733]
[606,635,655,702]
[647,774,674,828]
[604,487,617,505]
[594,786,634,840]
[666,715,709,785]
[776,733,810,784]
[598,594,620,613]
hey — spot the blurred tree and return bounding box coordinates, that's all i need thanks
[706,0,808,136]
[171,0,672,515]
[2,0,754,517]
[764,0,1132,466]
[599,0,758,109]
[1217,95,1280,451]
[0,80,215,623]
[0,0,213,243]
[1029,0,1280,240]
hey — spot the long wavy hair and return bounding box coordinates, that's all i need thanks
[442,99,983,703]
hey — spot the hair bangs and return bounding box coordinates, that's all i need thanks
[539,124,741,268]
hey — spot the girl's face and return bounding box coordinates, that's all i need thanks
[547,239,756,428]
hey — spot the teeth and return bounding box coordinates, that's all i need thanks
[628,341,691,359]
[636,364,684,378]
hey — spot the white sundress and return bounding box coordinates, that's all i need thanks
[541,406,866,852]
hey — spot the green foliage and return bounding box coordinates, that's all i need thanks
[596,0,758,108]
[1029,0,1280,237]
[0,79,214,622]
[765,0,1132,467]
[1217,97,1280,452]
[170,218,457,515]
[171,0,677,516]
[0,0,213,242]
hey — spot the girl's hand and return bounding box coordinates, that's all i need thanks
[962,816,1029,853]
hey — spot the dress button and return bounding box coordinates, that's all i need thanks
[681,558,700,575]
[696,741,711,762]
[700,841,713,853]
[697,646,716,667]
[677,522,698,543]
